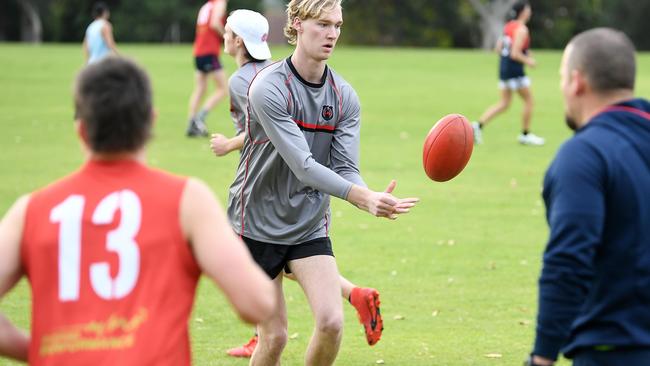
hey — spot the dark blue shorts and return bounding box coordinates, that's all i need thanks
[499,56,525,80]
[572,348,650,366]
[194,54,222,73]
[242,236,334,279]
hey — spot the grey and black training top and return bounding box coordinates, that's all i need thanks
[228,59,273,135]
[227,57,365,245]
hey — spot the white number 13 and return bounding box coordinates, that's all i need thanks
[50,190,141,302]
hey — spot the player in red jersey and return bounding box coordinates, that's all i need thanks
[472,0,544,146]
[0,56,275,365]
[186,0,229,137]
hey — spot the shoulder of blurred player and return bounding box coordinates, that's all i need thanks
[179,177,223,243]
[515,23,529,38]
[229,71,251,96]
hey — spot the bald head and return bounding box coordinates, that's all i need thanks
[566,28,636,93]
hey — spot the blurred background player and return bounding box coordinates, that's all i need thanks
[82,2,118,64]
[210,10,384,357]
[0,57,275,365]
[186,0,228,137]
[527,28,650,366]
[226,0,418,364]
[209,9,272,156]
[472,0,544,146]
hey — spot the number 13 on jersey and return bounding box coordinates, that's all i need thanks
[50,190,142,302]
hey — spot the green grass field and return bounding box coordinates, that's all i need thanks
[0,43,648,365]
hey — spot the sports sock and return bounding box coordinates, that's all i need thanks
[522,130,529,135]
[197,109,209,122]
[348,287,357,304]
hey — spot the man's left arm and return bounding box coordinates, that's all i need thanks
[531,140,605,363]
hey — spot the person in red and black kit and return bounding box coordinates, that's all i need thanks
[472,0,545,146]
[526,28,650,366]
[186,0,228,137]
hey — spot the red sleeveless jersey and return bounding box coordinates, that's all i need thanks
[21,159,201,366]
[503,20,530,52]
[193,0,224,56]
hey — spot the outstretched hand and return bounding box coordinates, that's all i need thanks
[350,180,418,220]
[383,179,419,219]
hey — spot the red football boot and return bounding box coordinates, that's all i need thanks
[350,287,383,346]
[226,335,258,358]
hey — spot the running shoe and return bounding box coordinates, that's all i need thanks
[186,117,209,137]
[350,287,383,346]
[517,132,545,146]
[472,121,483,145]
[226,335,257,358]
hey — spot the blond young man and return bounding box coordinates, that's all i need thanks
[212,10,385,358]
[226,1,418,364]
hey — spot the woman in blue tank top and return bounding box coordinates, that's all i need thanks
[83,2,118,64]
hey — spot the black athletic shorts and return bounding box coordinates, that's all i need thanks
[242,236,334,279]
[194,54,222,73]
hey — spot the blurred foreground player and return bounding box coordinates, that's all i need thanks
[0,57,275,365]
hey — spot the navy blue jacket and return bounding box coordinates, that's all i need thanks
[534,98,650,359]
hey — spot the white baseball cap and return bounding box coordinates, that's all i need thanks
[227,9,272,61]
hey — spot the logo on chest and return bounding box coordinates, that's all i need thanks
[321,105,334,121]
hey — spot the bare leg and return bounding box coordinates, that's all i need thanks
[284,271,382,347]
[516,86,533,132]
[478,88,513,126]
[188,71,208,118]
[339,275,355,300]
[289,256,343,366]
[250,275,287,366]
[200,69,228,112]
[285,272,355,300]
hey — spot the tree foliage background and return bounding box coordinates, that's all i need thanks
[339,0,650,50]
[1,0,649,50]
[0,0,264,43]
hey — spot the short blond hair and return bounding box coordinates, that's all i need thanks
[284,0,342,45]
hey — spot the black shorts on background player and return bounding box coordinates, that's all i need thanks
[195,54,222,73]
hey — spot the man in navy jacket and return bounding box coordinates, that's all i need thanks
[528,28,650,366]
